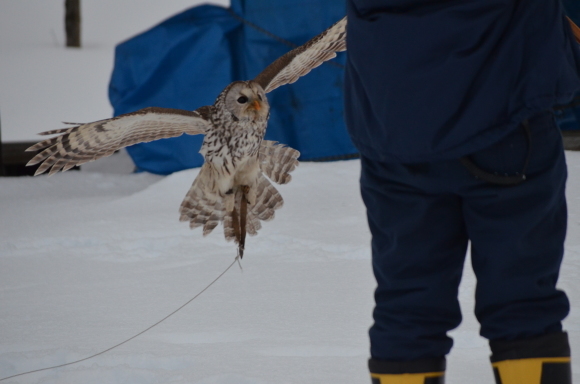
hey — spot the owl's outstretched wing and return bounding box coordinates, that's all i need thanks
[253,16,346,94]
[26,106,214,176]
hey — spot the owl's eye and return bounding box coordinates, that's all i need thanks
[237,96,248,104]
[258,94,263,101]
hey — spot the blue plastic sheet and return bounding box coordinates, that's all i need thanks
[109,0,354,175]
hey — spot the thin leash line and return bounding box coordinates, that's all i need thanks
[0,257,239,382]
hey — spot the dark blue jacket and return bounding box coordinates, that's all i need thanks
[344,0,580,163]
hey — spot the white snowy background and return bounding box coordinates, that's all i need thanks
[1,1,580,383]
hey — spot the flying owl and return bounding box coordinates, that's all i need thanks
[26,16,347,258]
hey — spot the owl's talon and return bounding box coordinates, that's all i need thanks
[240,185,255,205]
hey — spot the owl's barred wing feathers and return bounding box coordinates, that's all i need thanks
[26,106,213,176]
[259,140,300,184]
[254,16,347,93]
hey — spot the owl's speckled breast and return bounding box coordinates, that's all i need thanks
[199,112,266,177]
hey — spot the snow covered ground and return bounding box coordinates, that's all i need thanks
[3,155,580,384]
[2,1,580,384]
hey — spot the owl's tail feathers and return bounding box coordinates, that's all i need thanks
[179,174,225,237]
[180,169,285,258]
[223,174,284,244]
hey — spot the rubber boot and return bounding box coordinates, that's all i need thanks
[369,357,445,384]
[490,332,571,384]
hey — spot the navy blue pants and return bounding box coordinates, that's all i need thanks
[360,111,570,361]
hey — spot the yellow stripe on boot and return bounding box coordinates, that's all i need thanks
[370,371,445,384]
[492,357,570,384]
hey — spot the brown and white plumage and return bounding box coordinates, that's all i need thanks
[26,16,346,257]
[27,107,212,176]
[254,16,347,93]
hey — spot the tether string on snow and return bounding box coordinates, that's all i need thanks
[0,257,239,382]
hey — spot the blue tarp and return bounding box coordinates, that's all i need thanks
[109,0,353,175]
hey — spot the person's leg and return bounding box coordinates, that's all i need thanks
[462,112,571,383]
[360,156,469,382]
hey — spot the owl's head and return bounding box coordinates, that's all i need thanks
[222,81,269,122]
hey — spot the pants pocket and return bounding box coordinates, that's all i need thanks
[463,111,562,184]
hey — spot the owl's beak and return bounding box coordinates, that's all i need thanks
[250,100,261,111]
